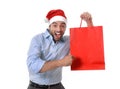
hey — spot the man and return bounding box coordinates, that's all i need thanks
[27,9,93,89]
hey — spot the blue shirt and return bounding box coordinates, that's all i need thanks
[27,29,70,85]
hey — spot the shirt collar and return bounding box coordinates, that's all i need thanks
[44,29,51,38]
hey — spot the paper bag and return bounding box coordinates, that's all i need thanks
[70,22,105,70]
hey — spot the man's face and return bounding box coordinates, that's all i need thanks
[49,21,66,42]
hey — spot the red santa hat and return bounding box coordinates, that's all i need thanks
[45,9,67,25]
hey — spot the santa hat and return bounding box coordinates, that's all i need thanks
[45,9,67,25]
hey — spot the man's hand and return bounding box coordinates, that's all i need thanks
[80,12,93,26]
[60,54,74,66]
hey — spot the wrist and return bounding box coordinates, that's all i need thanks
[86,20,93,27]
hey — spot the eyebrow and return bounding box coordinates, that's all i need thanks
[52,22,66,25]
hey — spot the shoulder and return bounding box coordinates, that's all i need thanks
[33,29,49,40]
[31,32,45,45]
[32,33,43,40]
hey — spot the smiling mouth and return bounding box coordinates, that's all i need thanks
[55,31,61,35]
[55,32,61,36]
[54,31,62,40]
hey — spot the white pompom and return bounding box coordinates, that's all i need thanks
[44,18,49,23]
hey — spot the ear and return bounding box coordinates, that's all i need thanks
[49,24,51,28]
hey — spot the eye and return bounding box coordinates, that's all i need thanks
[52,24,57,28]
[60,25,66,28]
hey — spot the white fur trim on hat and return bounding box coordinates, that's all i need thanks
[49,16,67,24]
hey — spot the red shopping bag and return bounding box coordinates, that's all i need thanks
[70,20,105,70]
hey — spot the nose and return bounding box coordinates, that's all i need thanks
[56,26,61,31]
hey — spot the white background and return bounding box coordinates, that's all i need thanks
[0,0,120,89]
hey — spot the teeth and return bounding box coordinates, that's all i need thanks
[55,32,60,35]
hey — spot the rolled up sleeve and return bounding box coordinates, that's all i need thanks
[27,36,45,73]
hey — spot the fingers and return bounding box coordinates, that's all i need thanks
[80,12,92,20]
[71,55,75,59]
[68,53,75,60]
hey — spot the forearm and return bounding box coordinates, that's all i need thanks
[39,54,73,73]
[40,54,74,73]
[39,59,62,73]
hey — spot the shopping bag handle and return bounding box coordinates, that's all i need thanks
[80,19,82,28]
[80,19,94,27]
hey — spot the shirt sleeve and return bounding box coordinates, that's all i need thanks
[26,35,45,73]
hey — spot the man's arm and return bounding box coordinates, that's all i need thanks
[40,54,73,73]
